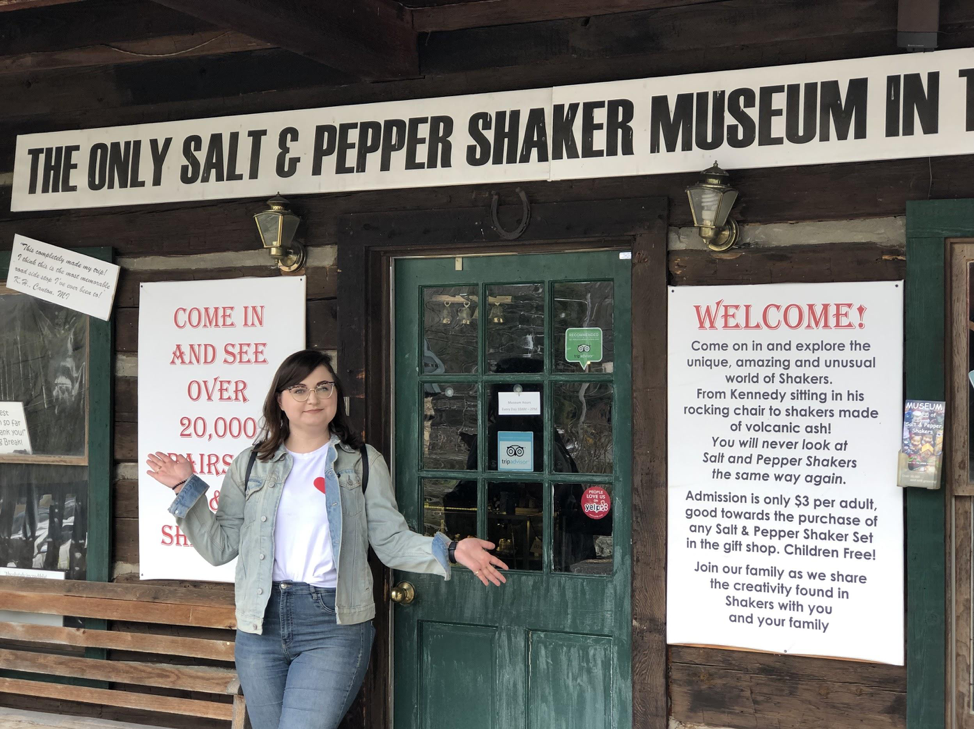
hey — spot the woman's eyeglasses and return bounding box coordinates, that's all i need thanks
[285,382,336,401]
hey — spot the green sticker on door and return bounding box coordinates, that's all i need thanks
[565,328,603,370]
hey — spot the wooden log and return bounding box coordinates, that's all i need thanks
[0,648,239,695]
[669,659,906,729]
[668,243,907,286]
[0,677,233,720]
[670,645,906,688]
[149,0,416,80]
[114,420,137,462]
[0,621,234,661]
[113,479,139,519]
[115,377,137,424]
[0,0,82,10]
[419,0,974,73]
[412,0,716,32]
[0,0,215,56]
[0,32,271,75]
[113,516,139,566]
[115,264,338,308]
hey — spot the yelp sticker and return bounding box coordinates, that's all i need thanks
[581,486,611,520]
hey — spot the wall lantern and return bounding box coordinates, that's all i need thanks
[685,163,740,252]
[254,196,306,272]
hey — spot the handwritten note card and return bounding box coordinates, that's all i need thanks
[7,235,119,320]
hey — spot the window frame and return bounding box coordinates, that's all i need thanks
[0,247,113,583]
[905,199,974,729]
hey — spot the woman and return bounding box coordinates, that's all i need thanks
[146,350,508,729]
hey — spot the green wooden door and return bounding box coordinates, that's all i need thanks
[393,251,632,729]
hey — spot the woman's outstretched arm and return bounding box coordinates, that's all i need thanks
[146,450,247,566]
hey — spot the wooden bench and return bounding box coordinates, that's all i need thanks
[0,577,248,729]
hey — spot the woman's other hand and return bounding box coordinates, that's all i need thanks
[146,452,194,493]
[455,538,509,586]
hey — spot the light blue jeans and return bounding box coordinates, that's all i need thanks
[234,581,375,729]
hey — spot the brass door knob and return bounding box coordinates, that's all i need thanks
[390,582,416,605]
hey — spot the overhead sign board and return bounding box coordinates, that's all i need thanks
[11,49,974,211]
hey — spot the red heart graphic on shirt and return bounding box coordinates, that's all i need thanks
[313,477,326,494]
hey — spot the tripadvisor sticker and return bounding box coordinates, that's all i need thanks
[565,328,603,370]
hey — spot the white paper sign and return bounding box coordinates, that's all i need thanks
[0,402,31,455]
[667,281,904,665]
[138,277,305,582]
[498,391,542,416]
[7,235,119,320]
[11,49,974,212]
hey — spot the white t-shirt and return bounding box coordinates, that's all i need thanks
[272,440,338,587]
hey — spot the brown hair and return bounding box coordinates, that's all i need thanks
[254,349,363,460]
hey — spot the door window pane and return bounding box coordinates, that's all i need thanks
[553,483,612,575]
[487,481,542,571]
[424,478,477,542]
[486,284,544,372]
[488,384,543,472]
[553,382,614,474]
[424,286,479,374]
[554,282,614,374]
[423,384,478,471]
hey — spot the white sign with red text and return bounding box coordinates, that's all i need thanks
[138,277,305,582]
[667,281,904,665]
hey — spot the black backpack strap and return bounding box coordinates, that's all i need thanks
[244,449,258,487]
[360,445,369,494]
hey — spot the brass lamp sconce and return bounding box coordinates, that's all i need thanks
[686,162,740,252]
[254,195,307,272]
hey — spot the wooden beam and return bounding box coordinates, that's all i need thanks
[0,0,83,11]
[0,31,272,75]
[0,0,214,56]
[0,0,272,74]
[149,0,418,80]
[411,0,715,33]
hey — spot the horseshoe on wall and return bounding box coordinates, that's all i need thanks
[489,188,531,240]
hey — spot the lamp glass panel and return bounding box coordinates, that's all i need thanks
[256,211,282,248]
[687,186,723,227]
[713,189,739,228]
[281,214,300,248]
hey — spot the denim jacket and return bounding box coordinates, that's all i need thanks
[168,439,451,634]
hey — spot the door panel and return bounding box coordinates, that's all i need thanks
[394,251,631,729]
[421,623,496,729]
[527,632,613,729]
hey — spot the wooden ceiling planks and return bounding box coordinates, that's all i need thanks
[146,0,418,80]
[410,0,720,33]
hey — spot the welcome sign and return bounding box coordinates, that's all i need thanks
[11,49,974,211]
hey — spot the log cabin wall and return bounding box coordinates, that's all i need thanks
[0,0,967,727]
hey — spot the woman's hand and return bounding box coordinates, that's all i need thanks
[454,538,509,586]
[146,452,194,493]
